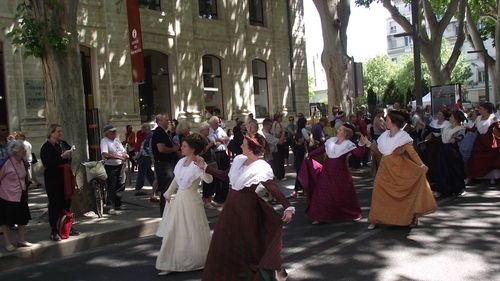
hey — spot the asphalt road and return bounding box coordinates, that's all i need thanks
[1,171,499,281]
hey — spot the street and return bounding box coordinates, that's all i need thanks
[1,171,499,281]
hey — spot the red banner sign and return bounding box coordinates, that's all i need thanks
[126,0,145,83]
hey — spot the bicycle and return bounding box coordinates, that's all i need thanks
[75,161,108,218]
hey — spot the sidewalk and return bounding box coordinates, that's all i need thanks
[0,171,223,272]
[1,163,347,272]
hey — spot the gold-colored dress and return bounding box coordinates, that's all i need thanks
[368,142,437,226]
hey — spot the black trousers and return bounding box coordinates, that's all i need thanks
[213,151,230,203]
[271,152,285,180]
[154,160,175,215]
[46,185,71,232]
[105,164,125,208]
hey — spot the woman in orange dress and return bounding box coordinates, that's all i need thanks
[360,111,437,230]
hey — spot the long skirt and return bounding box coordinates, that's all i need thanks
[0,194,31,227]
[435,143,465,195]
[467,124,500,179]
[368,146,437,226]
[202,188,283,281]
[302,155,362,221]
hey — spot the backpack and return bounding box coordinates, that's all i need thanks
[57,210,74,240]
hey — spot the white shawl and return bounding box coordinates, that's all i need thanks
[325,137,356,159]
[429,119,451,136]
[475,114,497,134]
[377,130,413,156]
[173,157,205,190]
[441,124,465,144]
[228,155,274,191]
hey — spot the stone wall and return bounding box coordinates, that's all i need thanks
[1,0,308,159]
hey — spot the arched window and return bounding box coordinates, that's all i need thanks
[202,55,223,117]
[252,59,268,118]
[199,0,218,19]
[249,0,264,26]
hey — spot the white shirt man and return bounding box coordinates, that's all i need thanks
[100,125,127,166]
[208,116,228,151]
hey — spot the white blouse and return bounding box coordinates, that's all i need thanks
[377,130,413,156]
[475,114,498,134]
[324,137,356,159]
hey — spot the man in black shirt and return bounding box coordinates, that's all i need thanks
[152,114,179,214]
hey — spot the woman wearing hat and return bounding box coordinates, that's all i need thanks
[195,135,294,281]
[300,124,364,224]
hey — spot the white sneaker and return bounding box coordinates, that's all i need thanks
[367,224,376,230]
[108,209,117,215]
[158,271,171,276]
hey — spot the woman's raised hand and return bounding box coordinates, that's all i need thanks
[193,156,206,169]
[359,135,368,146]
[282,210,293,223]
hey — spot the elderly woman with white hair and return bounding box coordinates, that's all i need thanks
[0,140,32,252]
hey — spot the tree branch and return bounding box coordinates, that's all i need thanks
[380,0,413,33]
[465,3,495,66]
[436,0,461,35]
[444,0,467,77]
[422,0,438,31]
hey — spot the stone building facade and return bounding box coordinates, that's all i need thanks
[0,0,308,158]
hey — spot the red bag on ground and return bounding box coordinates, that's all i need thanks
[57,210,74,240]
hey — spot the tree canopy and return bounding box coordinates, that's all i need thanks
[356,0,467,86]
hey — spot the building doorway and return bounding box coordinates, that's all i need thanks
[80,45,100,160]
[139,50,171,122]
[0,44,8,129]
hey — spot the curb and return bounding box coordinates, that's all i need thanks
[0,217,161,272]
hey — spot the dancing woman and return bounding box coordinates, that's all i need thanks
[196,135,294,281]
[155,134,213,276]
[360,111,437,230]
[433,111,466,197]
[466,102,500,184]
[301,125,364,224]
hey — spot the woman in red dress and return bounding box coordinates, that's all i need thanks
[302,125,364,224]
[466,102,500,184]
[196,135,294,281]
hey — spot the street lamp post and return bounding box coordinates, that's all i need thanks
[468,49,489,102]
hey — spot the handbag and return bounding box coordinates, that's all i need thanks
[57,210,74,240]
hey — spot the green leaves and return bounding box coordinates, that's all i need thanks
[6,2,71,58]
[363,40,471,106]
[468,0,497,42]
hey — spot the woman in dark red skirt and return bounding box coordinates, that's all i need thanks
[466,102,500,184]
[302,125,364,224]
[195,135,294,281]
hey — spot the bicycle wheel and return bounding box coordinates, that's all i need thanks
[91,179,104,218]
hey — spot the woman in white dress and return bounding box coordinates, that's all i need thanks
[155,133,213,276]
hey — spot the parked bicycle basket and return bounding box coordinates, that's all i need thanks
[84,161,108,182]
[76,161,107,189]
